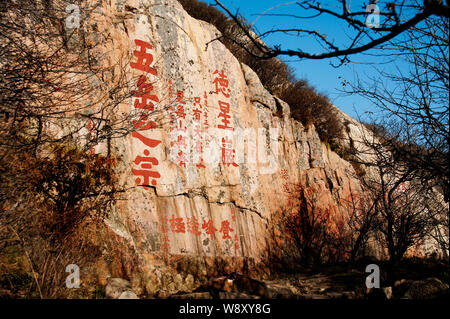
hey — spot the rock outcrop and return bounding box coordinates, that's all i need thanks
[54,0,443,296]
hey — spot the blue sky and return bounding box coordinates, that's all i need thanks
[206,0,399,120]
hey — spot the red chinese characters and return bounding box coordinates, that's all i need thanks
[203,91,209,133]
[192,96,206,168]
[170,90,188,168]
[193,97,202,121]
[161,211,241,252]
[130,39,156,75]
[175,90,187,119]
[132,147,160,188]
[129,39,161,188]
[213,70,230,98]
[203,91,211,153]
[213,70,238,167]
[131,131,161,189]
[202,219,217,240]
[169,214,186,233]
[186,217,202,236]
[217,101,233,131]
[221,136,238,167]
[234,234,240,250]
[230,207,240,250]
[281,169,290,193]
[160,211,170,251]
[133,75,159,111]
[167,89,210,169]
[219,220,234,239]
[131,76,159,130]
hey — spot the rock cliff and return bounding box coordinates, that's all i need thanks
[69,0,373,293]
[49,0,442,296]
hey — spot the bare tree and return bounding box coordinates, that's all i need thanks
[347,14,449,202]
[213,0,449,64]
[0,0,142,154]
[0,0,166,297]
[213,0,448,193]
[218,0,449,266]
[279,184,351,266]
[0,0,135,233]
[0,0,173,211]
[343,13,449,266]
[214,0,448,193]
[348,121,447,282]
[343,191,379,263]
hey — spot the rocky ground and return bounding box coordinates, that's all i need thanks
[103,267,449,300]
[1,240,448,300]
[1,269,448,299]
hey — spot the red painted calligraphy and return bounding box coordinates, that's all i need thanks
[281,169,290,193]
[202,219,217,240]
[219,220,234,240]
[130,39,156,75]
[186,217,202,236]
[217,101,233,131]
[160,212,170,251]
[212,70,230,98]
[234,234,240,250]
[129,39,161,189]
[221,136,238,167]
[213,70,238,168]
[169,214,186,233]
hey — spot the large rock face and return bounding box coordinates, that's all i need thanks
[74,0,439,294]
[79,0,367,290]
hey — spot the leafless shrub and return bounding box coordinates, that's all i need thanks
[0,0,150,297]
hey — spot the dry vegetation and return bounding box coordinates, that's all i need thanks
[0,140,119,298]
[0,0,134,298]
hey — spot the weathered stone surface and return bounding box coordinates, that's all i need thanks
[218,292,261,299]
[68,0,444,293]
[155,289,172,299]
[382,287,393,300]
[241,64,277,114]
[119,291,139,299]
[402,278,449,299]
[184,274,195,291]
[169,292,212,299]
[105,278,133,299]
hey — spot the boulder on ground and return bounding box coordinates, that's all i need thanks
[402,278,449,299]
[105,278,136,299]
